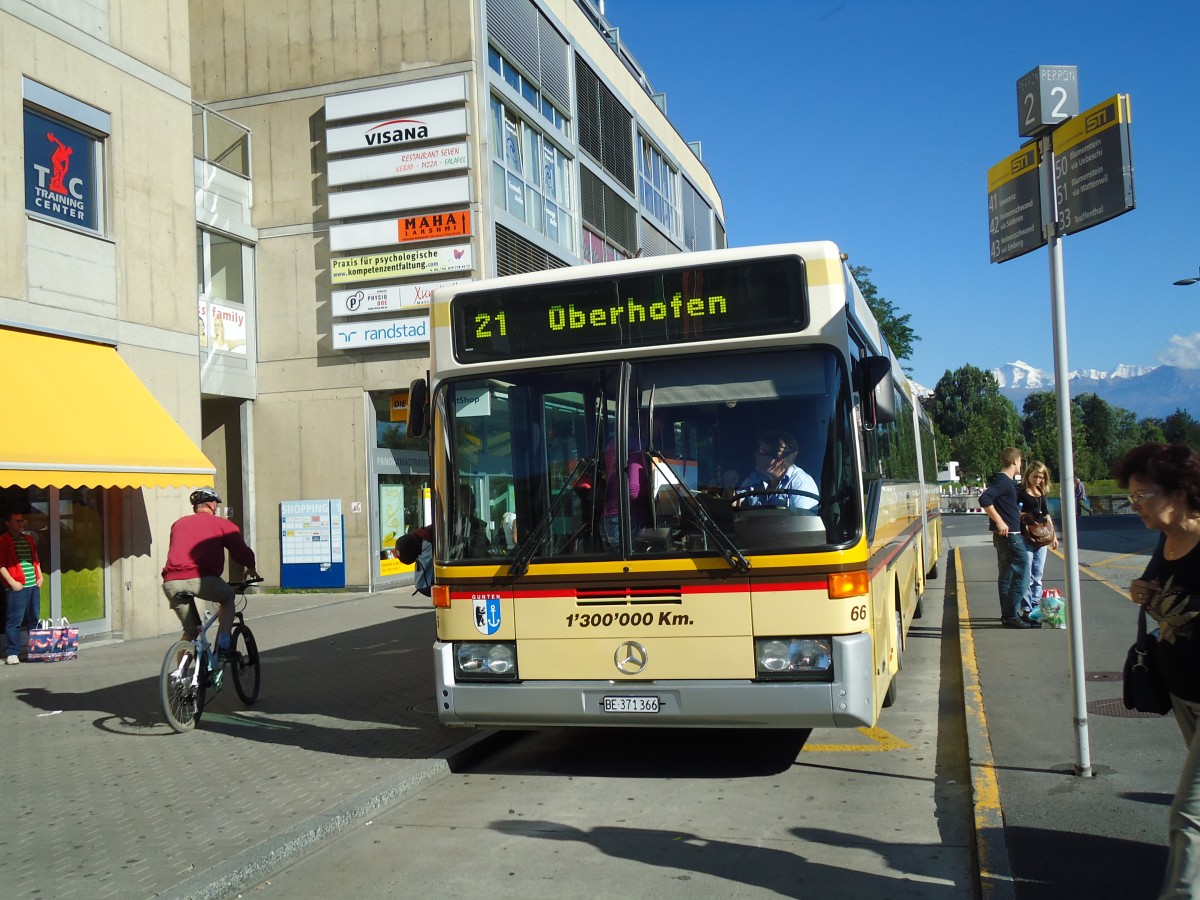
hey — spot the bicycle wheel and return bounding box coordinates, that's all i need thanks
[160,640,202,733]
[230,624,260,705]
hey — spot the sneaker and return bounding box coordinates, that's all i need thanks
[5,655,19,665]
[1001,617,1034,629]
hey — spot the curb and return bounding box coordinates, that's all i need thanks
[158,729,512,900]
[955,547,1016,900]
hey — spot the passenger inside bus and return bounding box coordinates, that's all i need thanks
[602,415,660,547]
[451,484,492,559]
[735,431,820,510]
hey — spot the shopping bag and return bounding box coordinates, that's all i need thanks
[1038,588,1066,629]
[57,618,79,661]
[27,619,60,662]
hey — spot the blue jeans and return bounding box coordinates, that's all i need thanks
[4,584,41,657]
[993,533,1030,621]
[1022,541,1048,616]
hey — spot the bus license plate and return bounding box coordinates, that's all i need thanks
[603,695,659,714]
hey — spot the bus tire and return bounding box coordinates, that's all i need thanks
[882,607,902,708]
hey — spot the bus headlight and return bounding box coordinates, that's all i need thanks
[454,642,518,682]
[755,638,833,681]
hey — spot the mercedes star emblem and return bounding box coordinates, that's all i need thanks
[614,640,648,675]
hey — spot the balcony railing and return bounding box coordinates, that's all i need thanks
[192,103,251,179]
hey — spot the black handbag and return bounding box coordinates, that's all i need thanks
[1123,606,1172,715]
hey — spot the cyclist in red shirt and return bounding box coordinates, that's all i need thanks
[162,489,260,660]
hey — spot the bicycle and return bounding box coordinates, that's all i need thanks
[159,577,263,733]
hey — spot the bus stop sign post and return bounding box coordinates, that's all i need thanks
[988,65,1137,782]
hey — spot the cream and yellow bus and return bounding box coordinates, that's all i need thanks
[407,241,942,729]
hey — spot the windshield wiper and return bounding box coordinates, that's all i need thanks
[646,452,750,573]
[508,456,598,577]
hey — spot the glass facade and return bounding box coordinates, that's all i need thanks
[489,96,575,255]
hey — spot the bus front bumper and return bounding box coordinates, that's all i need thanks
[432,633,875,729]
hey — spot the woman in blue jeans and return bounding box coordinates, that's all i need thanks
[1019,461,1059,618]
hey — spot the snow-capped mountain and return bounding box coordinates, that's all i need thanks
[987,361,1197,419]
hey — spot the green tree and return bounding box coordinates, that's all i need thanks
[1163,408,1200,452]
[1077,393,1119,473]
[1021,391,1060,476]
[1138,417,1167,444]
[850,265,918,362]
[930,364,1022,480]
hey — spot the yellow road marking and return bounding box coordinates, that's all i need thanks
[802,725,911,753]
[957,547,1010,898]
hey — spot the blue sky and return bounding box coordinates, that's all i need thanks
[607,1,1200,390]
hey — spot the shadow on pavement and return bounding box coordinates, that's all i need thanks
[1006,824,1165,899]
[13,613,443,759]
[488,818,968,898]
[467,727,808,778]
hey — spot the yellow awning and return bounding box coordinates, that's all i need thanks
[0,328,216,489]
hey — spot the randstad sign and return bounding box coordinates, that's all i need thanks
[23,110,97,231]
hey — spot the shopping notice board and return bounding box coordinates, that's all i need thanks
[1051,94,1134,236]
[988,142,1045,263]
[280,499,346,589]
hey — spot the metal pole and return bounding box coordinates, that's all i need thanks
[1041,134,1092,777]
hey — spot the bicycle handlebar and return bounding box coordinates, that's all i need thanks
[230,576,265,592]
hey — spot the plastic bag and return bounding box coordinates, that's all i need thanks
[1029,588,1066,629]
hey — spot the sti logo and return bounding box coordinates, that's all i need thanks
[1084,104,1113,134]
[1009,147,1036,176]
[472,595,501,636]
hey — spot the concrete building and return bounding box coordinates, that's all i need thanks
[1,0,725,641]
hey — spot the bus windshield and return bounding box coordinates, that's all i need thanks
[438,347,858,564]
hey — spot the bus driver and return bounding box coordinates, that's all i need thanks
[736,431,819,510]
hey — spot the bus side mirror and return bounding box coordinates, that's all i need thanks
[407,377,429,437]
[857,356,896,427]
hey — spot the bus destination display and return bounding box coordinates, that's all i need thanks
[451,256,808,363]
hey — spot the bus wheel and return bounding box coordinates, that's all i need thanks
[882,608,902,708]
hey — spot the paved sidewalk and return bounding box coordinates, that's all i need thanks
[0,584,493,899]
[954,515,1178,899]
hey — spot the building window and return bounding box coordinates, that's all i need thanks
[681,179,714,252]
[579,166,637,258]
[581,228,630,265]
[486,0,571,119]
[197,228,253,355]
[496,224,570,278]
[575,58,635,193]
[22,79,109,235]
[638,135,676,234]
[489,96,575,255]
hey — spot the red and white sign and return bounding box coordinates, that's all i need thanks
[327,141,469,187]
[331,279,467,317]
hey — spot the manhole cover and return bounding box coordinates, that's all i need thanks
[1087,696,1169,719]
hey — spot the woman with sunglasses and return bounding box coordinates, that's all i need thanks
[1114,441,1200,897]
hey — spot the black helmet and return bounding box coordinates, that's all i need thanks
[189,488,222,506]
